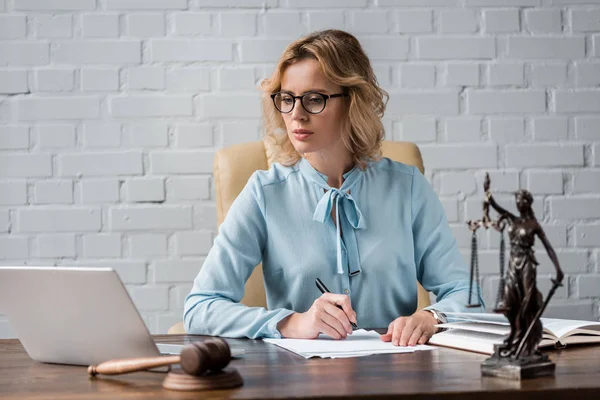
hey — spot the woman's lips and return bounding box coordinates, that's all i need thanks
[293,129,313,141]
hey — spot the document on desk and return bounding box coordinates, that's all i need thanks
[263,329,436,359]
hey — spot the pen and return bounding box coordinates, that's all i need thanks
[315,278,358,329]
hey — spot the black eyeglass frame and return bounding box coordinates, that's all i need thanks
[270,91,348,115]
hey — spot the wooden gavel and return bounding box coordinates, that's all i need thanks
[88,338,231,377]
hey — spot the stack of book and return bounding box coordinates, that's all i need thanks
[428,312,600,355]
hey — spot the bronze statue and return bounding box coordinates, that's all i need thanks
[477,174,564,379]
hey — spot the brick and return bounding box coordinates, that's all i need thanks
[82,14,119,38]
[172,12,211,36]
[110,95,192,117]
[150,151,213,174]
[221,121,261,147]
[0,126,29,149]
[465,195,545,225]
[525,9,562,33]
[125,13,165,37]
[282,0,366,6]
[169,284,194,313]
[153,260,202,283]
[167,177,210,201]
[574,61,600,86]
[594,34,600,58]
[109,206,193,231]
[0,42,49,66]
[574,226,600,248]
[573,170,600,193]
[543,302,594,321]
[0,237,28,259]
[129,286,169,311]
[571,8,600,32]
[37,124,76,149]
[417,37,495,60]
[440,198,459,222]
[150,39,232,62]
[555,90,600,113]
[174,231,213,256]
[32,14,72,38]
[129,233,167,257]
[34,180,73,204]
[526,170,563,194]
[396,116,436,142]
[444,118,481,142]
[15,0,95,9]
[507,37,585,59]
[421,144,497,169]
[575,117,600,140]
[489,118,525,143]
[465,0,542,5]
[0,70,28,94]
[265,11,303,36]
[440,9,478,33]
[577,275,600,298]
[386,91,459,116]
[36,235,75,258]
[127,123,168,147]
[34,68,74,92]
[80,179,120,203]
[396,10,433,33]
[174,123,213,148]
[17,208,101,233]
[218,67,255,91]
[534,224,568,250]
[126,66,164,90]
[595,144,600,167]
[532,117,568,141]
[399,64,435,88]
[0,16,26,39]
[166,67,210,92]
[124,178,165,202]
[59,152,143,177]
[218,12,256,37]
[353,37,410,61]
[550,197,600,220]
[193,204,217,230]
[81,68,119,92]
[83,122,121,148]
[16,97,100,121]
[0,211,9,233]
[487,63,524,86]
[507,144,583,168]
[467,90,545,114]
[439,172,477,195]
[307,11,344,31]
[0,154,51,178]
[240,39,290,62]
[199,94,260,118]
[443,63,479,86]
[82,234,121,258]
[0,181,27,205]
[372,64,391,87]
[53,41,140,64]
[530,63,568,87]
[477,170,520,193]
[537,275,568,299]
[106,0,187,9]
[483,9,520,33]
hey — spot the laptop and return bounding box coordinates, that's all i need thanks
[0,266,240,366]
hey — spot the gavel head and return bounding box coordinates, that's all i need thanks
[179,338,231,376]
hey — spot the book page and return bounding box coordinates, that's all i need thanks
[540,318,600,340]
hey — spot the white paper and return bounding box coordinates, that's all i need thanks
[263,329,436,359]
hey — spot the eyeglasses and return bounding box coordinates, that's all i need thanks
[270,91,348,115]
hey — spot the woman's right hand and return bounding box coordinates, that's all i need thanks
[276,293,357,340]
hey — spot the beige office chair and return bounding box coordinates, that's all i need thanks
[168,140,431,334]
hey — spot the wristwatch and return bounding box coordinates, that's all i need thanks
[426,309,447,326]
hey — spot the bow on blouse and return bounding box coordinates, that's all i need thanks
[312,187,365,274]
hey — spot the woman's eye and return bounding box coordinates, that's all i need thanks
[281,97,293,104]
[308,96,324,104]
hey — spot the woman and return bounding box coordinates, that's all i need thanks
[485,187,564,358]
[184,30,483,346]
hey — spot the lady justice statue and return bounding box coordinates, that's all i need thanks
[475,174,565,379]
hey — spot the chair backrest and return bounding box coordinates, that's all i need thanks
[213,140,431,311]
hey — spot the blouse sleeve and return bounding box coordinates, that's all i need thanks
[410,167,485,314]
[183,172,294,339]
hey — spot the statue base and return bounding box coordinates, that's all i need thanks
[481,345,555,380]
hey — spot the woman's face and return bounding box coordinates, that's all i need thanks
[516,192,530,214]
[279,58,349,157]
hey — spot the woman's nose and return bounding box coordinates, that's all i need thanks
[291,98,308,121]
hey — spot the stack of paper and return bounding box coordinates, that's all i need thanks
[263,329,436,359]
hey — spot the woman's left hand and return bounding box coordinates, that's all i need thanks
[380,310,438,346]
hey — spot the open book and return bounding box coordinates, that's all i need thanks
[428,312,600,355]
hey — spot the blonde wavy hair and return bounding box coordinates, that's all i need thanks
[260,30,389,169]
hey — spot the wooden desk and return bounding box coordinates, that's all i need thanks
[1,334,599,399]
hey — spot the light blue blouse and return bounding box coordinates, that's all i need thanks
[184,157,484,339]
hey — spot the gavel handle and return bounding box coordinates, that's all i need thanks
[88,355,181,376]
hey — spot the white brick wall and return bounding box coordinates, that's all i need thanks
[1,0,599,338]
